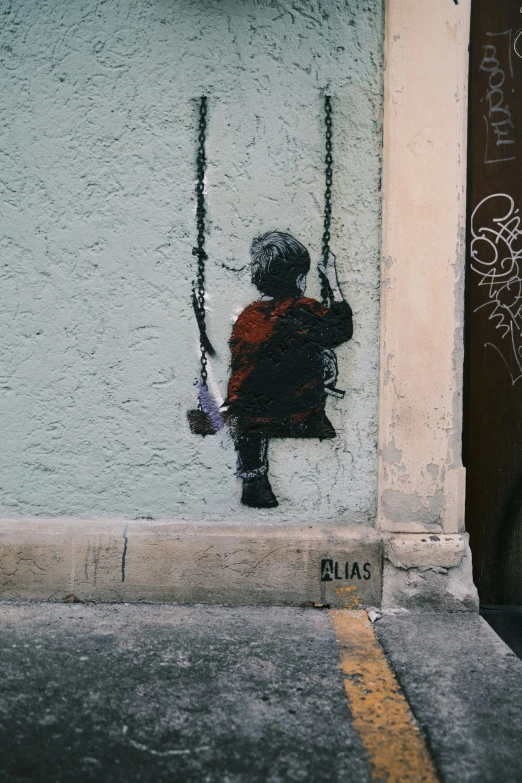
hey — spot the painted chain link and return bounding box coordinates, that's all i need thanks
[321,94,333,306]
[192,95,333,385]
[193,95,209,388]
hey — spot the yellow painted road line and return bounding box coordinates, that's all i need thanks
[329,610,439,783]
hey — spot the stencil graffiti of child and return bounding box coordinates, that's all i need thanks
[225,231,353,508]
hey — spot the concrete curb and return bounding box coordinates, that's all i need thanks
[0,519,478,609]
[0,519,383,607]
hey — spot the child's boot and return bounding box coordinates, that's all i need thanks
[241,474,278,508]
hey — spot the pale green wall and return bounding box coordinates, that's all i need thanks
[0,0,383,523]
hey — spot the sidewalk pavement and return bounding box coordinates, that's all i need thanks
[0,603,521,782]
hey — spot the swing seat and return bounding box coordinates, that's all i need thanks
[187,408,218,436]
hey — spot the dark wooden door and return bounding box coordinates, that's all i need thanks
[464,0,522,603]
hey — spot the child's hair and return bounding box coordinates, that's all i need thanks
[250,231,311,297]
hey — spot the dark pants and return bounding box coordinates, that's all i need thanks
[236,435,268,479]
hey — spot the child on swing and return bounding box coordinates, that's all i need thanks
[226,231,353,508]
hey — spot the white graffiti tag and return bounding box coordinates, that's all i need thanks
[471,193,522,384]
[515,28,522,59]
[515,4,522,59]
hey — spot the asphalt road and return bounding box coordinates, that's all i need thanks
[1,603,521,783]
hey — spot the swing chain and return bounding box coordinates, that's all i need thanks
[321,95,333,305]
[193,95,208,387]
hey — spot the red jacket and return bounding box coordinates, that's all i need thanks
[227,296,353,438]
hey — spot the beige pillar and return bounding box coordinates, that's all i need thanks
[378,0,477,609]
[378,0,471,536]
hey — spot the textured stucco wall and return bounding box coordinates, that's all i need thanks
[0,0,383,522]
